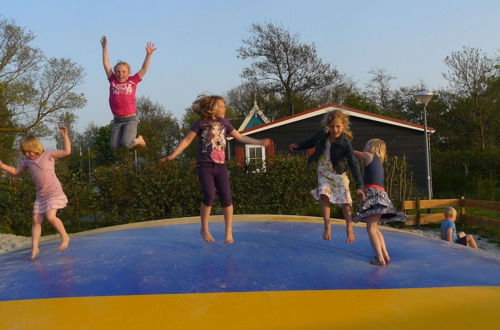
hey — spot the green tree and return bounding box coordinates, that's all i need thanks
[136,96,181,160]
[442,47,497,151]
[0,18,86,134]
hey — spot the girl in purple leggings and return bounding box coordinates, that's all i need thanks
[161,95,270,244]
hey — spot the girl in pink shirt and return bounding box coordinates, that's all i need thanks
[0,127,71,260]
[101,36,156,151]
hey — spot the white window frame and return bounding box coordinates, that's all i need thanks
[245,144,266,172]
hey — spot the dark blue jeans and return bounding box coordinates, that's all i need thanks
[197,163,232,207]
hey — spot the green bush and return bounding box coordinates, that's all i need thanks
[432,150,500,200]
[0,155,416,235]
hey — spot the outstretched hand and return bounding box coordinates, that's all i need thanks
[159,155,175,163]
[288,143,298,151]
[100,36,107,48]
[59,126,69,136]
[145,42,156,55]
[261,139,272,148]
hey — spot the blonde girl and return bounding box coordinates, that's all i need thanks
[160,95,271,244]
[289,110,365,243]
[101,36,156,151]
[0,127,72,260]
[353,139,407,266]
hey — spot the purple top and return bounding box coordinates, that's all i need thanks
[20,151,65,198]
[190,119,235,164]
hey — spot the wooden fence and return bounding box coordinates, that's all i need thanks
[402,197,500,230]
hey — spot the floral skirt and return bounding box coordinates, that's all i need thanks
[311,154,352,205]
[33,194,68,214]
[353,188,407,224]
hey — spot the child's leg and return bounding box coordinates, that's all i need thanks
[45,209,70,251]
[200,203,215,243]
[366,215,385,265]
[319,195,331,240]
[198,164,218,243]
[214,164,234,244]
[376,228,390,262]
[222,205,234,244]
[121,116,145,148]
[30,213,44,260]
[110,119,124,151]
[466,234,478,248]
[342,203,356,243]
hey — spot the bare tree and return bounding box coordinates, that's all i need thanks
[0,19,86,134]
[238,23,337,116]
[365,68,395,112]
[443,47,496,150]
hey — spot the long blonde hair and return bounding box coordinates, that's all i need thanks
[20,135,45,155]
[192,94,225,120]
[364,138,387,163]
[321,110,353,140]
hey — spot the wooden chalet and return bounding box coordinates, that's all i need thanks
[228,104,434,192]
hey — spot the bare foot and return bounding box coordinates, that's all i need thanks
[322,224,331,241]
[225,233,234,244]
[59,236,70,251]
[383,253,391,264]
[200,229,215,243]
[370,258,386,266]
[29,248,39,261]
[136,135,147,148]
[345,230,356,244]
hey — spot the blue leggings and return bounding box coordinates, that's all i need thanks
[197,163,233,207]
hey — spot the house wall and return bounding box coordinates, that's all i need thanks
[229,113,429,192]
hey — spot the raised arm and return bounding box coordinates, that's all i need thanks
[137,42,156,78]
[51,127,72,159]
[101,36,113,78]
[230,130,271,147]
[160,130,197,162]
[0,160,25,176]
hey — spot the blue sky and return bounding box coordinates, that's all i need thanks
[3,0,500,133]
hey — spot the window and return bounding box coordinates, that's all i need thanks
[245,145,266,171]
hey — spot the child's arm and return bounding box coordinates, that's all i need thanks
[137,42,156,78]
[51,127,72,159]
[160,131,197,162]
[346,144,365,200]
[101,36,113,78]
[446,228,454,242]
[0,160,25,176]
[353,150,372,165]
[229,130,271,147]
[288,130,323,151]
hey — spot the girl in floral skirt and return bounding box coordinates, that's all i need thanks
[353,139,407,266]
[289,110,365,243]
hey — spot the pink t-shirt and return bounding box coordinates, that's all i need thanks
[20,151,65,198]
[108,73,142,116]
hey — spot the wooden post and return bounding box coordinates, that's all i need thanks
[415,198,421,227]
[460,196,466,225]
